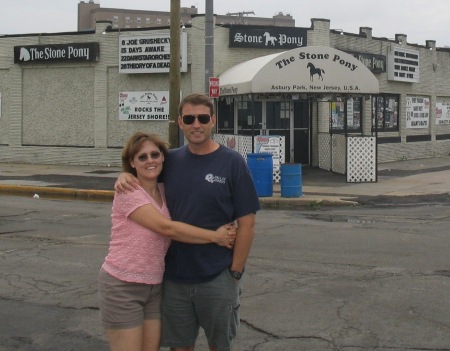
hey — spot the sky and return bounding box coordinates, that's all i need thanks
[1,0,449,47]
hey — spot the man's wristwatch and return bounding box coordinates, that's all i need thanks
[229,267,244,280]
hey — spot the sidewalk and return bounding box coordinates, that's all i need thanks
[0,156,449,206]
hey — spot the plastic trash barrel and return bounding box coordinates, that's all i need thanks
[280,163,302,197]
[247,153,273,197]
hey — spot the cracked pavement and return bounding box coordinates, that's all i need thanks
[1,195,450,350]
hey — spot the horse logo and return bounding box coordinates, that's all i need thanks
[19,47,31,61]
[263,32,277,46]
[306,62,325,81]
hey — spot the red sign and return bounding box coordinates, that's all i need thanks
[209,77,220,98]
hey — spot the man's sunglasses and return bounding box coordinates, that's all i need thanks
[181,114,211,125]
[136,151,162,162]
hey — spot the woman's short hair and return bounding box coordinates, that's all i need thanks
[121,132,169,176]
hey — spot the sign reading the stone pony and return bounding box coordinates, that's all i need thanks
[14,43,99,63]
[229,26,307,49]
[346,50,386,73]
[219,47,380,96]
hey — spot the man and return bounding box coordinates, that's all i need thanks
[115,93,260,351]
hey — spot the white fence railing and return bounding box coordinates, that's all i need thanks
[214,134,285,183]
[318,132,377,182]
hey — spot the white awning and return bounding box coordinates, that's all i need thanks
[219,46,379,96]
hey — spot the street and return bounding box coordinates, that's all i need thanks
[0,195,449,350]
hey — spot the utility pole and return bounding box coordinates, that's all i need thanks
[169,0,180,148]
[204,0,214,94]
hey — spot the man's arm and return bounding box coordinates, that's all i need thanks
[114,172,140,193]
[230,213,256,273]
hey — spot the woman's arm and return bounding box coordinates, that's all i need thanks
[129,203,236,248]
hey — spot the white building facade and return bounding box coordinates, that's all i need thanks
[0,17,449,169]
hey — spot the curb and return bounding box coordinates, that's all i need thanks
[259,196,360,208]
[0,185,360,207]
[0,185,114,201]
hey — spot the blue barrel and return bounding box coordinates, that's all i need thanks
[247,153,273,197]
[280,163,302,197]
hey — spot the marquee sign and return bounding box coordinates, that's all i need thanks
[229,26,307,49]
[14,42,100,63]
[119,33,187,74]
[388,47,420,83]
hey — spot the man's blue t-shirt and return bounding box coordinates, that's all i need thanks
[162,144,260,283]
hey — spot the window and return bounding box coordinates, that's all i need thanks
[266,101,290,130]
[217,99,235,134]
[331,97,362,132]
[125,16,131,23]
[280,101,290,119]
[372,94,399,131]
[237,97,262,135]
[136,17,141,23]
[146,18,151,25]
[331,100,345,130]
[113,16,119,22]
[156,18,162,24]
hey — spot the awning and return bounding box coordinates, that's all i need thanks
[219,46,379,96]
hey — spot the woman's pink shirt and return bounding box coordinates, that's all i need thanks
[101,183,171,284]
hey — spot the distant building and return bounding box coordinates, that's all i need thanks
[77,0,294,31]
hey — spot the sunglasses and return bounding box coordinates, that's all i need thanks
[136,151,162,162]
[181,114,211,125]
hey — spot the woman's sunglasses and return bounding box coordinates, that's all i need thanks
[181,114,211,125]
[136,151,162,162]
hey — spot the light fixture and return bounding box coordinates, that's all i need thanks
[102,25,112,35]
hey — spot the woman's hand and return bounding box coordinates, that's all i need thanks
[114,172,140,193]
[215,223,237,249]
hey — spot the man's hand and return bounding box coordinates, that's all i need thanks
[215,223,237,249]
[114,172,140,193]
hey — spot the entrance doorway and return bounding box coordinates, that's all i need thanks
[216,97,311,165]
[293,100,311,165]
[265,100,310,165]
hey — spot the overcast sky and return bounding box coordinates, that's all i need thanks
[1,0,449,47]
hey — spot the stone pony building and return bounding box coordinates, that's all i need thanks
[0,16,449,177]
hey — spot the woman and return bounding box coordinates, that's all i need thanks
[98,132,235,351]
